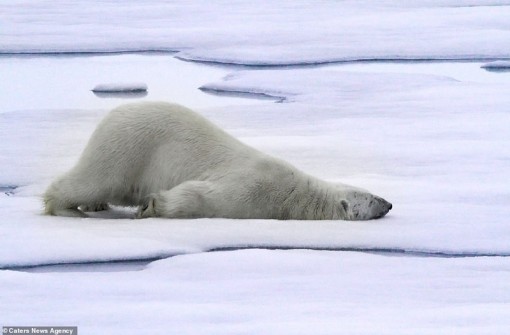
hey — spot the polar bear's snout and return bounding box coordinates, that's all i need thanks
[371,196,392,219]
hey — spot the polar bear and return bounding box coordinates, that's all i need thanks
[44,102,392,220]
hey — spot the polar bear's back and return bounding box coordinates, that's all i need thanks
[71,102,253,201]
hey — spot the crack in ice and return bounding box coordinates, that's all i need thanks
[4,247,510,273]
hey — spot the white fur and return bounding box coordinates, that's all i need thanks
[44,102,392,220]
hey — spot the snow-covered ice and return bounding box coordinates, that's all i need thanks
[0,55,262,111]
[3,0,510,71]
[1,1,510,333]
[2,61,509,267]
[2,1,510,64]
[3,249,510,334]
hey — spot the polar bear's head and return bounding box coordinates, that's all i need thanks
[341,190,392,220]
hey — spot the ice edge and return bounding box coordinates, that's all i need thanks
[199,86,287,103]
[3,247,510,271]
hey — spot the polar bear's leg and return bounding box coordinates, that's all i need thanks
[44,172,109,217]
[137,181,217,219]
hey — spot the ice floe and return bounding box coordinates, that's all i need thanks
[1,1,510,64]
[2,2,510,332]
[481,60,510,71]
[92,83,148,93]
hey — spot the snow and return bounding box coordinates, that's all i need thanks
[2,61,509,268]
[2,1,510,333]
[1,1,510,65]
[92,83,148,93]
[2,250,510,334]
[0,55,261,111]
